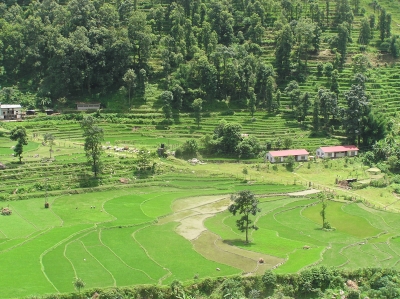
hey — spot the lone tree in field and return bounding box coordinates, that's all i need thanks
[319,192,331,229]
[43,133,55,159]
[73,277,85,297]
[228,190,261,243]
[10,126,28,163]
[80,116,104,177]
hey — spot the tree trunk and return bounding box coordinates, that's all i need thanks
[245,216,249,243]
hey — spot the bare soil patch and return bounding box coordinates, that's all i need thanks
[175,213,215,240]
[157,210,196,225]
[287,189,321,196]
[172,195,229,212]
[193,231,284,274]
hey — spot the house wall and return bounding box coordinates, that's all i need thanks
[267,154,309,163]
[0,107,22,119]
[296,155,309,161]
[77,104,100,111]
[318,150,358,159]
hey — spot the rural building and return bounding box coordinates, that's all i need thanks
[0,103,22,120]
[76,102,101,111]
[316,145,359,159]
[266,149,309,163]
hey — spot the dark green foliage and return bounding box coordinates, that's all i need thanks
[360,112,387,147]
[337,22,350,66]
[342,78,370,145]
[334,0,353,25]
[9,126,28,163]
[378,8,388,41]
[179,139,198,159]
[262,270,277,289]
[317,88,338,128]
[358,18,371,45]
[389,35,400,58]
[313,98,320,131]
[284,80,301,110]
[297,92,311,122]
[80,116,104,177]
[275,24,293,78]
[221,278,245,299]
[160,91,173,120]
[236,136,261,159]
[285,155,296,171]
[36,267,400,299]
[247,88,256,117]
[192,98,203,128]
[208,120,243,155]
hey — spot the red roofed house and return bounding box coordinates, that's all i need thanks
[266,149,309,163]
[316,145,359,159]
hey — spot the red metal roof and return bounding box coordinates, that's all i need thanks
[319,145,359,153]
[268,149,309,157]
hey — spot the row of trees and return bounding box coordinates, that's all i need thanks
[1,0,396,110]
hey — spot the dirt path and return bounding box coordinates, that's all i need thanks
[159,195,284,273]
[287,189,321,196]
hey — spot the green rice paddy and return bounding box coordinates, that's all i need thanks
[1,179,400,298]
[1,128,400,298]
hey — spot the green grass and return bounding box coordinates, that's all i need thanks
[3,120,400,298]
[135,222,240,283]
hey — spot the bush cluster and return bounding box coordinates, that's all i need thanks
[27,267,400,299]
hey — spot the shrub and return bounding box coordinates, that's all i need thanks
[262,270,277,289]
[285,156,296,171]
[392,184,400,194]
[347,289,360,299]
[391,175,400,184]
[362,151,375,166]
[370,178,388,188]
[220,110,235,116]
[174,148,182,158]
[236,136,261,159]
[180,139,198,159]
[221,278,244,299]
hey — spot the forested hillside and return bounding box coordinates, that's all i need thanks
[0,0,399,148]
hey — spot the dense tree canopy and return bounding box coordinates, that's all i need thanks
[0,0,392,147]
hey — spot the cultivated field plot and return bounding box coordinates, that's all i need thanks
[0,181,300,298]
[1,179,400,298]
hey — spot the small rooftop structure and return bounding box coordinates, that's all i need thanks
[266,149,309,163]
[76,102,101,111]
[316,145,359,159]
[0,103,22,120]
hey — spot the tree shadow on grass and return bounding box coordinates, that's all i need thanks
[78,173,100,188]
[222,239,258,248]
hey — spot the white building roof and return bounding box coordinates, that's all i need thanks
[0,104,22,109]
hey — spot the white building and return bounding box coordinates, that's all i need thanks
[0,103,22,120]
[76,102,101,111]
[316,145,359,159]
[266,149,309,163]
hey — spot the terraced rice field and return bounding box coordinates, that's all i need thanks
[2,178,400,298]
